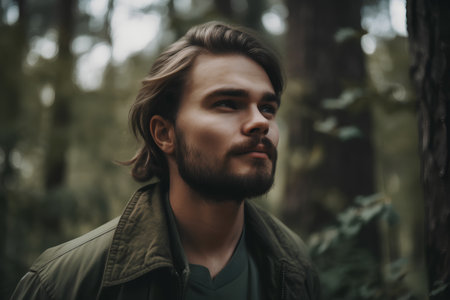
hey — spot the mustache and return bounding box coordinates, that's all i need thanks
[228,136,277,160]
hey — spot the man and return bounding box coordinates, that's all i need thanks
[11,22,320,300]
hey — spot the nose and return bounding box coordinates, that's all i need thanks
[242,106,270,136]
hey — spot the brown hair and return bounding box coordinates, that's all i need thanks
[124,21,284,182]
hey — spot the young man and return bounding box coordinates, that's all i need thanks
[11,22,320,300]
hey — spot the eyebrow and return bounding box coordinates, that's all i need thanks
[205,88,280,106]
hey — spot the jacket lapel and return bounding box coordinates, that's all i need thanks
[98,183,313,300]
[245,200,311,300]
[101,183,175,287]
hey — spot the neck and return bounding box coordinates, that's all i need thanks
[168,173,244,278]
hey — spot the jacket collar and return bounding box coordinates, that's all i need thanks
[245,200,311,299]
[245,200,311,271]
[101,182,310,292]
[101,182,188,287]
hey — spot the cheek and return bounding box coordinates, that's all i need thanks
[196,128,227,146]
[179,116,233,151]
[269,123,279,147]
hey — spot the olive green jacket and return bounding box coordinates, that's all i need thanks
[10,183,320,300]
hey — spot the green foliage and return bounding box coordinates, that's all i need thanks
[321,88,364,110]
[309,194,417,299]
[334,27,366,43]
[0,1,426,299]
[430,281,449,297]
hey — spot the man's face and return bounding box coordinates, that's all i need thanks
[173,53,279,201]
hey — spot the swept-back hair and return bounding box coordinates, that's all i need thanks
[124,21,284,182]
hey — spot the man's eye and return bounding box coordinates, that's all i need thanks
[260,104,277,115]
[214,100,237,109]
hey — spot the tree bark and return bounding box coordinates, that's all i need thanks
[0,0,27,292]
[213,0,265,31]
[283,0,374,234]
[44,0,76,190]
[407,0,450,298]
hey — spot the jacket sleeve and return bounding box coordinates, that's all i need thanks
[10,271,53,300]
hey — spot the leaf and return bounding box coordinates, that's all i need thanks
[338,207,363,237]
[355,193,385,206]
[341,222,362,236]
[337,126,362,140]
[386,258,409,282]
[334,27,359,43]
[322,88,363,110]
[359,203,384,222]
[338,207,358,225]
[430,281,449,296]
[317,228,339,254]
[308,227,339,255]
[314,116,337,133]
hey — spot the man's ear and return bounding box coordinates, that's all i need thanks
[150,115,175,155]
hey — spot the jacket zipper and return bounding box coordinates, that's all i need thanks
[174,269,189,300]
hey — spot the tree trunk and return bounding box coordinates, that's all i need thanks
[0,0,27,293]
[407,0,450,298]
[213,0,265,31]
[283,0,374,234]
[44,0,76,190]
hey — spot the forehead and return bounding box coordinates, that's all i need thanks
[181,53,275,103]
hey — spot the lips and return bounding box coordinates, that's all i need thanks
[233,142,275,160]
[240,146,271,159]
[228,136,277,161]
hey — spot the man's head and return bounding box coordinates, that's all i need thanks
[126,21,284,198]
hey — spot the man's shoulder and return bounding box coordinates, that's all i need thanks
[31,217,119,272]
[11,183,161,300]
[16,217,120,300]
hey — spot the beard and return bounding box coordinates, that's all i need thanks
[174,128,277,202]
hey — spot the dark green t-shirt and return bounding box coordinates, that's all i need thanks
[185,229,261,300]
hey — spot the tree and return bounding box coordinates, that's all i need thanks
[213,0,266,31]
[0,0,27,293]
[282,0,374,235]
[43,0,76,190]
[407,0,450,298]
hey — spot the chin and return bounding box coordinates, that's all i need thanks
[234,163,273,176]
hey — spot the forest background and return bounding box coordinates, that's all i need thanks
[0,0,430,299]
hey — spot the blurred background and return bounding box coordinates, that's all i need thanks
[0,0,426,298]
